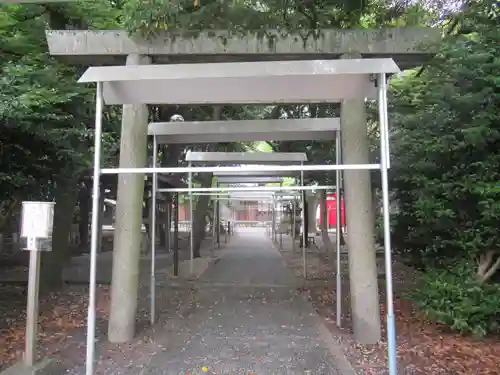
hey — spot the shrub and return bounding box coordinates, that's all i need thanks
[408,262,500,336]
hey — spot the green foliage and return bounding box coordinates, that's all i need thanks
[388,0,500,334]
[123,0,372,38]
[389,0,500,268]
[123,0,440,38]
[0,3,122,203]
[408,262,500,336]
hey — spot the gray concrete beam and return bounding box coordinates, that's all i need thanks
[45,28,440,68]
[185,151,307,164]
[217,177,284,184]
[149,118,339,143]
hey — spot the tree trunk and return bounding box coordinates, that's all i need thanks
[339,224,346,245]
[477,250,500,284]
[78,184,90,250]
[191,106,220,256]
[161,195,172,251]
[0,199,20,254]
[339,189,347,246]
[192,172,213,257]
[40,178,79,291]
[159,202,166,248]
[301,191,309,248]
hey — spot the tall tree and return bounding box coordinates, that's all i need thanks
[389,0,500,281]
[0,2,121,288]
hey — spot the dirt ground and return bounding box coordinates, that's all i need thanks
[277,237,500,375]
[0,235,209,373]
[2,234,500,374]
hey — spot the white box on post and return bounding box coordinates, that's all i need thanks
[21,201,55,251]
[20,201,55,368]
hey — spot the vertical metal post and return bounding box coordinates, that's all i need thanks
[265,201,269,235]
[212,196,217,245]
[270,200,272,238]
[216,183,220,248]
[24,249,41,366]
[301,164,306,279]
[279,183,283,249]
[188,161,194,275]
[335,132,342,328]
[150,135,157,325]
[272,200,275,239]
[270,200,273,237]
[381,79,391,168]
[96,193,105,253]
[232,204,235,233]
[379,73,397,375]
[272,198,276,242]
[292,200,296,252]
[166,197,171,253]
[86,81,103,375]
[173,193,179,277]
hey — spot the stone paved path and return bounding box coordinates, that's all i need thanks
[143,228,351,375]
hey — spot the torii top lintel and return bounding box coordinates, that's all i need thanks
[46,28,440,68]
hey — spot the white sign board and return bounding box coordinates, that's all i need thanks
[21,201,55,240]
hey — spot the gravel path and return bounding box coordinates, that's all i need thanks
[142,228,345,375]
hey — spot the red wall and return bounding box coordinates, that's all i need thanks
[235,202,258,221]
[178,202,261,222]
[319,193,345,227]
[179,204,189,221]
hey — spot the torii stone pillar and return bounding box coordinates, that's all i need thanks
[108,54,151,343]
[340,54,381,344]
[306,193,318,235]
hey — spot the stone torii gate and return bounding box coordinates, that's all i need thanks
[46,29,439,354]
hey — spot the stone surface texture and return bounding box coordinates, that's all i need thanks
[45,28,440,67]
[108,53,152,343]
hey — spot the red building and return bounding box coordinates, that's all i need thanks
[318,193,345,227]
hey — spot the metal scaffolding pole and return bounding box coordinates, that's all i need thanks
[166,196,171,253]
[279,182,283,249]
[101,164,381,175]
[150,135,158,325]
[216,182,220,248]
[212,196,217,246]
[292,199,296,252]
[173,193,179,277]
[272,197,276,242]
[86,82,103,375]
[379,73,397,375]
[301,162,306,279]
[335,132,342,328]
[188,161,194,275]
[268,200,271,238]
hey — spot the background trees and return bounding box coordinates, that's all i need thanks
[388,0,500,335]
[0,2,122,288]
